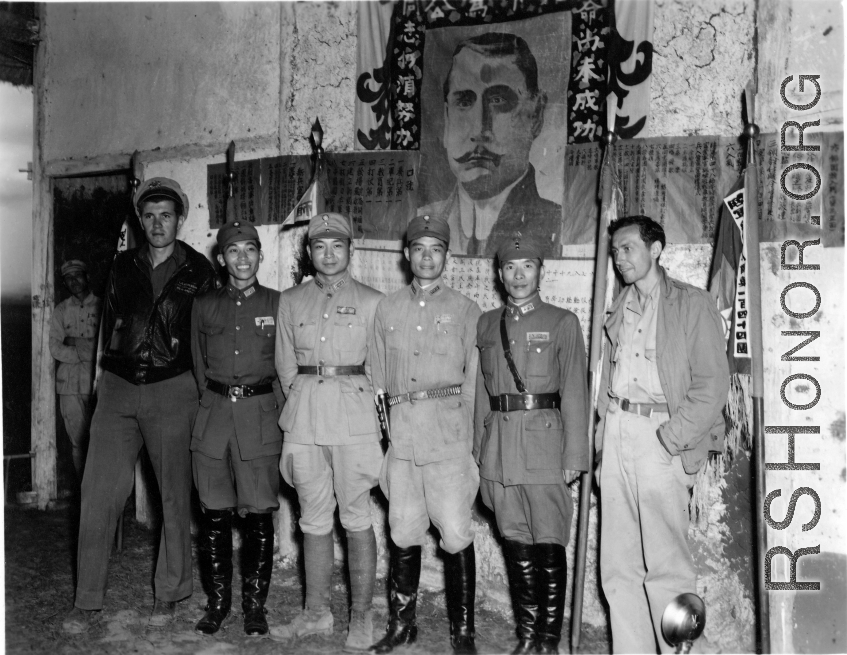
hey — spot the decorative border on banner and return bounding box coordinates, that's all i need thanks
[389,0,607,150]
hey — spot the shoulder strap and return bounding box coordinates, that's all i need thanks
[500,308,527,393]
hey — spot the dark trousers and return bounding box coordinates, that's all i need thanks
[74,370,197,610]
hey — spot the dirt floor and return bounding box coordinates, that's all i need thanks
[4,503,609,655]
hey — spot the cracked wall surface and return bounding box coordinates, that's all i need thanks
[648,0,755,138]
[42,3,282,162]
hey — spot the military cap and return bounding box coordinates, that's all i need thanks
[308,212,352,240]
[407,214,450,246]
[217,221,261,251]
[60,260,87,277]
[496,233,546,265]
[134,177,189,219]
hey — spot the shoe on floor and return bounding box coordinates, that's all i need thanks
[269,607,334,641]
[148,599,177,628]
[343,609,373,652]
[61,606,101,634]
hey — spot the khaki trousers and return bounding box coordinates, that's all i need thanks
[599,402,697,654]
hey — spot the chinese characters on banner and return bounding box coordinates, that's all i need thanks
[562,134,843,247]
[355,0,612,152]
[568,0,609,144]
[207,152,420,241]
[723,188,751,359]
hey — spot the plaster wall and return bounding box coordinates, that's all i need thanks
[41,2,282,163]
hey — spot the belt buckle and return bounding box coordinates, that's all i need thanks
[523,395,534,410]
[229,386,244,402]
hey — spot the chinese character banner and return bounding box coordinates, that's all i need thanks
[207,152,420,240]
[562,133,844,246]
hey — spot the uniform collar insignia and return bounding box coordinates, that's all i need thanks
[506,292,540,316]
[314,272,349,293]
[228,282,257,299]
[411,278,443,298]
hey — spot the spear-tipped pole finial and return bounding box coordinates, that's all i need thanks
[310,118,324,159]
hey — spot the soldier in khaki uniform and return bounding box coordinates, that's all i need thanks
[270,213,384,651]
[474,235,588,655]
[190,222,282,637]
[49,259,102,478]
[370,214,481,655]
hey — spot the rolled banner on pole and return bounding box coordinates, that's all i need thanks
[572,92,619,653]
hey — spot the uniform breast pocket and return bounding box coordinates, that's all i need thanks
[385,323,405,351]
[201,323,227,359]
[526,341,554,378]
[333,315,367,352]
[254,325,275,355]
[644,348,662,391]
[293,320,317,351]
[524,412,562,470]
[434,324,462,357]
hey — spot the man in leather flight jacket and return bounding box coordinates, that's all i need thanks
[63,177,218,634]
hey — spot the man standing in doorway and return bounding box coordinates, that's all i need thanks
[270,213,384,652]
[596,215,729,653]
[62,177,218,634]
[190,221,282,637]
[370,214,481,655]
[474,234,588,654]
[49,259,101,480]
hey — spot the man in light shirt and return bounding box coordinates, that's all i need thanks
[49,259,101,478]
[596,215,729,653]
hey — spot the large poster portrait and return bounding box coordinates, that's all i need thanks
[416,14,571,257]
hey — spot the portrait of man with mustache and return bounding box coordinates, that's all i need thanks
[417,32,563,258]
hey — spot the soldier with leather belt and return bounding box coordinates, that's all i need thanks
[270,213,384,652]
[190,221,282,637]
[474,234,589,655]
[370,214,481,655]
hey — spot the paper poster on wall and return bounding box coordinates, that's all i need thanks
[562,133,844,247]
[207,152,420,240]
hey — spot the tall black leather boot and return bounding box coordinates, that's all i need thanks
[368,545,421,654]
[444,543,477,654]
[241,512,275,636]
[536,543,567,654]
[195,508,234,635]
[503,540,539,654]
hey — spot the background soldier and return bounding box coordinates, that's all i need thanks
[597,216,729,653]
[190,222,282,637]
[370,214,481,655]
[49,259,101,479]
[474,235,588,655]
[62,178,218,634]
[271,213,384,652]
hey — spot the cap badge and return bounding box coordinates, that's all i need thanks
[149,180,162,188]
[423,215,430,221]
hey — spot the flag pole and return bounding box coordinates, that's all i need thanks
[743,85,769,654]
[571,94,618,653]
